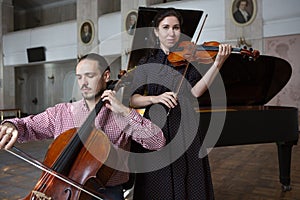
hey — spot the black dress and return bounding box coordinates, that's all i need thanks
[130,49,214,200]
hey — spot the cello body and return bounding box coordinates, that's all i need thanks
[23,127,113,200]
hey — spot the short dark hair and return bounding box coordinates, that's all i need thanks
[236,0,248,8]
[78,53,110,73]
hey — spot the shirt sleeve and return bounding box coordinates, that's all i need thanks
[120,109,166,150]
[2,105,59,143]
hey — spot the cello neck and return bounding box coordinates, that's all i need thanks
[51,96,105,174]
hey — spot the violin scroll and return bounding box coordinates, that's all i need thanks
[239,46,260,61]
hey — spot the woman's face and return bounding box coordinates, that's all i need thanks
[154,16,181,53]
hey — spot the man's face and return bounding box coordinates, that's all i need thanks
[239,1,247,10]
[130,15,136,25]
[76,59,109,101]
[83,25,89,33]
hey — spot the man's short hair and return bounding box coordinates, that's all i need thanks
[78,53,110,73]
[237,0,248,8]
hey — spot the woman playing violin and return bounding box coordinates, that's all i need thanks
[0,53,165,200]
[130,8,231,200]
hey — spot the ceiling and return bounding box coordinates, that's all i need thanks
[12,0,76,11]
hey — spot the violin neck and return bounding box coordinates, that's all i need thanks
[198,46,242,53]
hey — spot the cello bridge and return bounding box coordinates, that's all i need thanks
[31,190,52,200]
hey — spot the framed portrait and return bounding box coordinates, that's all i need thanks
[231,0,257,26]
[80,20,94,44]
[125,10,138,35]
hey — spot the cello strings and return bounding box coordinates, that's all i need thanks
[36,168,52,193]
[6,147,104,200]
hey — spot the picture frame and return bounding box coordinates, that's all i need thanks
[231,0,257,26]
[125,10,138,36]
[79,20,94,44]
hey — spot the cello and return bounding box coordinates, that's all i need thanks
[5,75,132,200]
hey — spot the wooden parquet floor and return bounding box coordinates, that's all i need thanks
[1,138,299,199]
[209,140,300,200]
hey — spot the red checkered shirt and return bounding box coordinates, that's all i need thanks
[4,99,165,186]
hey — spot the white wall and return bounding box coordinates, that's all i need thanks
[3,0,300,66]
[262,0,300,37]
[3,21,77,66]
[3,11,123,66]
[98,12,122,56]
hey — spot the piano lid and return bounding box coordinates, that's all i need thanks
[127,7,203,70]
[197,54,292,106]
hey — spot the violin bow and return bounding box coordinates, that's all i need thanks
[167,14,208,116]
[174,14,208,95]
[194,13,208,47]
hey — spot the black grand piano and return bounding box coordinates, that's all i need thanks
[125,7,299,191]
[197,53,299,191]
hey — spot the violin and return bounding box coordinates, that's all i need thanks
[168,40,260,66]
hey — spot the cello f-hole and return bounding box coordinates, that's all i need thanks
[64,188,72,200]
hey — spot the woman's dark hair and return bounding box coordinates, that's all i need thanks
[152,8,183,29]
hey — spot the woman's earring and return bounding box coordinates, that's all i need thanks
[156,37,160,45]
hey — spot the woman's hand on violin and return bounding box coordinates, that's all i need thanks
[0,122,18,150]
[151,92,178,109]
[214,44,232,67]
[101,90,131,117]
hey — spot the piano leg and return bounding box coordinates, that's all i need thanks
[276,141,297,191]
